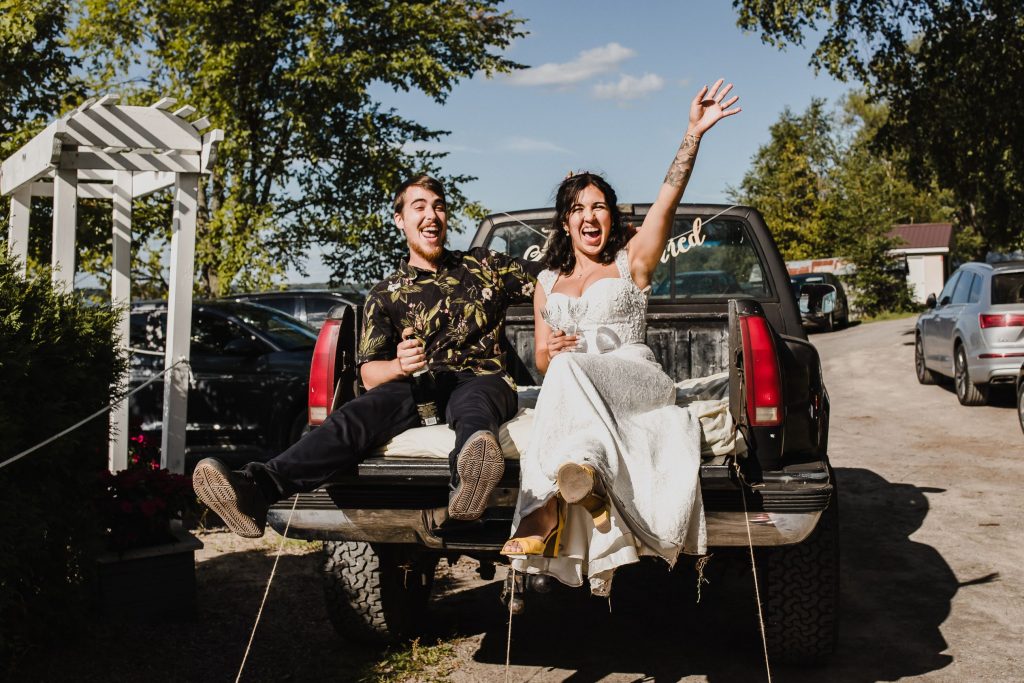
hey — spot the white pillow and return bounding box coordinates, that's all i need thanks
[378,408,535,460]
[372,373,743,459]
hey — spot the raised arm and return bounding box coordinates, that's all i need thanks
[628,79,741,288]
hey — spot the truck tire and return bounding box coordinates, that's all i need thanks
[763,492,839,663]
[1017,380,1024,435]
[321,541,437,645]
[955,345,987,406]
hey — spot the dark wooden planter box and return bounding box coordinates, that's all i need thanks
[96,527,204,620]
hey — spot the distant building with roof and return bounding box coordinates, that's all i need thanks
[887,223,955,303]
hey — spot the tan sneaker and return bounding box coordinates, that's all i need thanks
[193,458,268,538]
[448,431,504,521]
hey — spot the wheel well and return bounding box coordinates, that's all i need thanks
[285,405,308,445]
[951,337,965,375]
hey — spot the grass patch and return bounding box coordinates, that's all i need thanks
[358,638,459,682]
[859,309,920,324]
[257,533,322,553]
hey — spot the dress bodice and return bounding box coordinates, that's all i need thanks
[538,249,649,353]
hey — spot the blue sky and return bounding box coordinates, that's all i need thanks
[293,0,851,282]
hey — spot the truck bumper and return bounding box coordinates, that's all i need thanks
[268,505,825,549]
[267,460,832,550]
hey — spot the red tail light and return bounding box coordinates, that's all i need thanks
[308,319,341,425]
[740,314,783,426]
[980,313,1024,328]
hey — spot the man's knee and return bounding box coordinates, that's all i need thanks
[448,376,516,421]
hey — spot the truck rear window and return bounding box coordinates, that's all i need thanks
[486,215,769,301]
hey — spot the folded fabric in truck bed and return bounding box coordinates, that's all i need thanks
[373,372,745,460]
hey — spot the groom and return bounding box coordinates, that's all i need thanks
[193,174,539,537]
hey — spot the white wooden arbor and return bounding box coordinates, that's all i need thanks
[0,96,224,474]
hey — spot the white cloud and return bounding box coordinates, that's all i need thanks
[592,73,665,101]
[499,137,571,154]
[507,42,635,87]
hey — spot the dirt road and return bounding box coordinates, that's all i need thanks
[446,317,1024,682]
[30,317,1024,682]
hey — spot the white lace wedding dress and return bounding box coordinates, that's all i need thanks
[510,248,706,596]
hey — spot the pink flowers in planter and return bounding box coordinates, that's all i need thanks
[96,433,198,551]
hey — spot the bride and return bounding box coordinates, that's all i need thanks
[500,79,741,595]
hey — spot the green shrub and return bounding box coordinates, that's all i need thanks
[845,232,919,317]
[0,249,126,670]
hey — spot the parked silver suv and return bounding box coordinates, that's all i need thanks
[915,261,1024,405]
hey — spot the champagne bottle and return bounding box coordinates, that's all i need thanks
[411,367,440,426]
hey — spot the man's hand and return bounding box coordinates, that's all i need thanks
[396,326,427,376]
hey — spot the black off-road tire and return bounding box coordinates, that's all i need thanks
[321,541,437,645]
[955,345,987,406]
[1016,380,1024,435]
[915,335,937,385]
[762,491,840,663]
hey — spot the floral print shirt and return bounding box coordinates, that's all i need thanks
[357,247,539,384]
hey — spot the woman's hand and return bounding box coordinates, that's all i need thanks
[547,329,578,359]
[688,78,741,137]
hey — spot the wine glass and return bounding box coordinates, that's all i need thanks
[540,305,558,331]
[565,299,589,353]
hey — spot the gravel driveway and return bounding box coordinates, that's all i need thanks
[26,317,1024,682]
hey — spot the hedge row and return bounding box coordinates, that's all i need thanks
[0,251,126,670]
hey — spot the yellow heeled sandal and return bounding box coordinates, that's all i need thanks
[578,492,611,532]
[500,499,565,558]
[557,462,610,531]
[556,462,596,503]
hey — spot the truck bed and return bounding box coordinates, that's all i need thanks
[272,310,832,550]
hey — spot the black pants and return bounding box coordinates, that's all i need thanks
[246,372,518,504]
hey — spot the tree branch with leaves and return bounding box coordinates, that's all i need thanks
[70,0,525,295]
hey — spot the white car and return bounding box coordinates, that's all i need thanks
[915,261,1024,405]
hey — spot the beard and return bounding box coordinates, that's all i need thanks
[408,231,445,264]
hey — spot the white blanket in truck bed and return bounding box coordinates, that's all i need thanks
[373,372,746,460]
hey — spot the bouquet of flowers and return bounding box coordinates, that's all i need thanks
[96,434,198,551]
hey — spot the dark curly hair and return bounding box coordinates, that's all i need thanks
[541,172,629,275]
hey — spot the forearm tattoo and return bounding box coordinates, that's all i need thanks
[664,133,701,187]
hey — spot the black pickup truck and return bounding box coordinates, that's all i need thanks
[273,204,838,662]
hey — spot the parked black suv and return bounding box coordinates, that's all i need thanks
[129,300,317,472]
[229,289,364,329]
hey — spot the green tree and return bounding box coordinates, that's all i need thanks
[0,0,81,267]
[824,94,955,314]
[728,99,835,261]
[71,0,524,295]
[734,94,955,314]
[734,0,1024,256]
[0,0,78,149]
